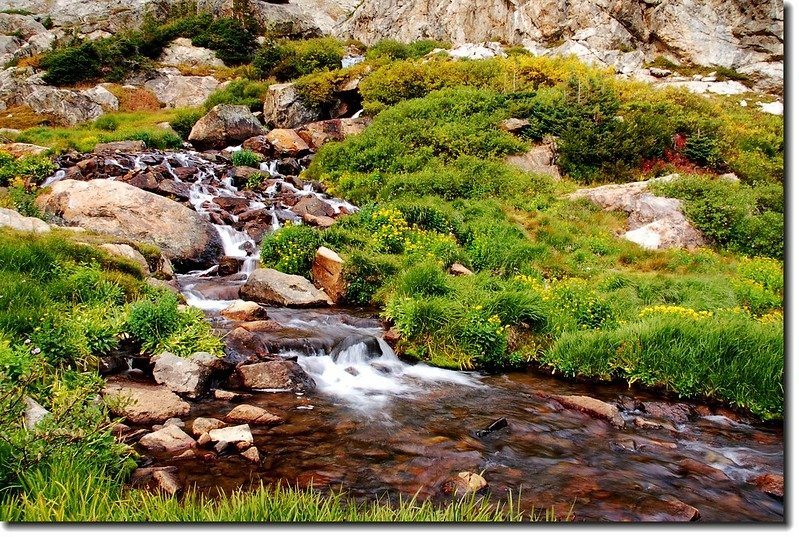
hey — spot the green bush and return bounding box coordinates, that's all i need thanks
[231,149,261,167]
[40,42,101,85]
[169,108,204,139]
[253,38,344,81]
[204,79,270,112]
[93,115,119,132]
[395,263,452,297]
[259,223,322,278]
[343,252,400,305]
[365,39,449,61]
[192,18,257,65]
[0,153,55,187]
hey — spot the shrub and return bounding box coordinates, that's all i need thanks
[395,263,452,297]
[93,115,119,132]
[343,252,400,305]
[231,149,261,167]
[169,108,204,139]
[40,42,101,85]
[456,306,512,370]
[191,18,258,65]
[253,38,344,81]
[204,79,270,112]
[259,223,322,278]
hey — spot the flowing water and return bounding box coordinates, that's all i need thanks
[44,149,784,522]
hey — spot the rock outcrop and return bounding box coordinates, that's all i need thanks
[263,82,320,129]
[158,38,225,68]
[38,179,223,269]
[569,175,706,251]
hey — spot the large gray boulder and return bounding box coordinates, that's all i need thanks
[151,352,221,400]
[0,207,51,233]
[188,104,265,150]
[141,67,220,109]
[263,82,319,129]
[239,268,333,307]
[38,179,223,269]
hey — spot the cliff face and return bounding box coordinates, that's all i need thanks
[0,0,783,88]
[339,0,782,70]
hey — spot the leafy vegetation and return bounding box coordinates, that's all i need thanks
[253,37,344,81]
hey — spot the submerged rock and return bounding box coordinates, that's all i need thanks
[225,404,284,426]
[546,394,625,428]
[239,268,333,307]
[748,474,784,499]
[442,471,488,495]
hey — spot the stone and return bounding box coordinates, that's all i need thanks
[0,207,51,233]
[208,424,253,445]
[102,380,191,424]
[633,417,662,430]
[213,389,247,401]
[265,129,310,157]
[547,394,625,428]
[292,196,337,218]
[505,142,561,180]
[221,300,268,322]
[151,351,215,400]
[141,67,220,109]
[263,82,319,129]
[225,404,284,426]
[23,396,49,430]
[442,471,488,495]
[83,85,119,111]
[240,268,333,307]
[295,118,369,150]
[94,140,146,153]
[197,432,212,446]
[217,256,243,276]
[152,469,183,494]
[99,244,150,275]
[0,142,49,157]
[239,320,284,332]
[22,84,103,126]
[499,118,530,134]
[236,360,317,391]
[302,213,336,228]
[449,263,473,276]
[188,104,265,150]
[38,179,223,270]
[748,474,783,499]
[225,327,269,360]
[311,246,346,303]
[138,425,197,452]
[158,37,225,68]
[642,401,693,423]
[241,446,260,463]
[242,135,273,156]
[191,417,227,437]
[448,42,506,59]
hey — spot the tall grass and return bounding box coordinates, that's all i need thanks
[544,314,784,419]
[0,457,554,522]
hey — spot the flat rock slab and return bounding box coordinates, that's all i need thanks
[239,268,333,307]
[191,417,227,437]
[102,380,191,424]
[138,425,196,452]
[544,393,625,428]
[208,424,253,445]
[225,404,284,426]
[235,360,316,391]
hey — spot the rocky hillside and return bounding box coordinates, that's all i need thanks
[1,0,784,93]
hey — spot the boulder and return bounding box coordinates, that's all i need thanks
[208,424,253,445]
[213,389,247,401]
[295,118,369,150]
[302,213,337,228]
[499,118,530,134]
[22,84,104,125]
[748,474,784,499]
[138,424,197,452]
[0,207,51,233]
[99,243,150,275]
[225,404,284,426]
[311,246,346,303]
[235,360,317,391]
[265,129,310,157]
[242,135,273,156]
[141,67,220,109]
[158,38,225,68]
[221,300,269,321]
[191,417,227,437]
[263,82,319,129]
[241,446,260,463]
[292,196,336,218]
[217,256,243,276]
[331,334,383,361]
[83,85,119,112]
[37,179,223,269]
[0,142,49,157]
[547,394,625,428]
[188,104,265,150]
[102,380,191,424]
[240,268,333,307]
[152,469,183,495]
[151,351,220,400]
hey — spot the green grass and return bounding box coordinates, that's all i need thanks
[12,110,181,153]
[0,456,554,522]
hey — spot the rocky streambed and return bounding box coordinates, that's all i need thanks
[33,145,783,522]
